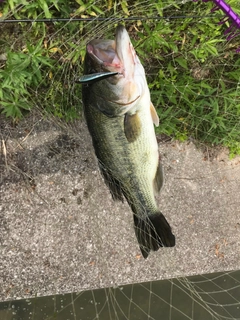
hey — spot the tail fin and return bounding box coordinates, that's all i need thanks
[133,213,175,259]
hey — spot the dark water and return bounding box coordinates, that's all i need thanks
[1,270,240,320]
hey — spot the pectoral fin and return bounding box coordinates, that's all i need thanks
[150,103,159,127]
[124,112,141,143]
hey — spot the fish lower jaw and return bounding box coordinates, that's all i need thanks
[102,63,124,75]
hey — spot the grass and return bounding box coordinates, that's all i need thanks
[0,0,240,156]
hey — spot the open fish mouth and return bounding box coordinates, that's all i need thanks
[82,25,144,109]
[86,25,136,77]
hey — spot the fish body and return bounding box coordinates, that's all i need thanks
[82,25,175,258]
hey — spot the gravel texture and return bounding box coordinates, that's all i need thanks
[0,112,239,302]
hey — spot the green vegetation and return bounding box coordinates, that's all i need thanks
[0,0,240,156]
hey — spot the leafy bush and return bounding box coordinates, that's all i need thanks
[0,0,239,155]
[0,38,54,118]
[132,1,240,156]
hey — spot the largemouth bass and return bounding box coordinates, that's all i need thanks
[81,25,175,258]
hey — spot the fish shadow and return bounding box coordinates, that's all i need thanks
[0,113,95,186]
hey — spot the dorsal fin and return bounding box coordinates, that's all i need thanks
[150,103,159,127]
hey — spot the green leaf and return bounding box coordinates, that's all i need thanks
[92,4,104,14]
[175,57,188,69]
[120,0,129,15]
[204,43,218,56]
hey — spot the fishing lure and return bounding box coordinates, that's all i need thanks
[195,0,240,51]
[76,72,119,84]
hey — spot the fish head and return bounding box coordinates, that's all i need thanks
[84,25,149,114]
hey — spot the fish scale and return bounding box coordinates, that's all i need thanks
[82,25,175,258]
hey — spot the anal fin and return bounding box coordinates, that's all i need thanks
[153,161,164,195]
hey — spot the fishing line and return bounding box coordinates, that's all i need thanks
[0,14,225,23]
